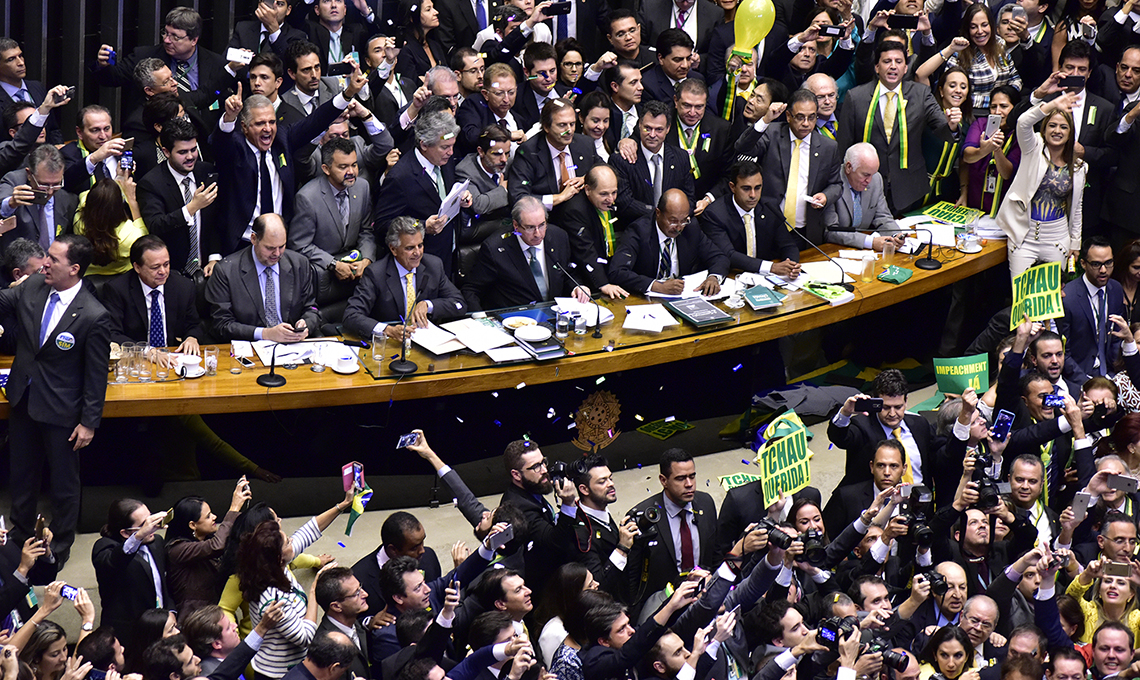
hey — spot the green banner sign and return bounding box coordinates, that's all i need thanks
[756,426,812,508]
[933,353,988,394]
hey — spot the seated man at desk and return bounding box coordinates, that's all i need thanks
[821,143,904,251]
[700,160,800,276]
[462,196,591,311]
[205,213,321,342]
[343,216,467,341]
[608,189,728,296]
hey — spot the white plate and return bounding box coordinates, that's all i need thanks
[332,363,361,375]
[515,325,552,342]
[180,365,206,379]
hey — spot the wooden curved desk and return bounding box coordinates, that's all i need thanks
[0,242,1005,418]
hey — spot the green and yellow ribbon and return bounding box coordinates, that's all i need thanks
[863,82,909,169]
[676,119,702,180]
[598,210,616,257]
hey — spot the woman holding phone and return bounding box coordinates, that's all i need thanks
[961,85,1022,216]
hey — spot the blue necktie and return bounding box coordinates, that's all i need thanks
[557,14,569,40]
[475,0,487,30]
[852,190,863,227]
[1097,288,1108,372]
[39,292,59,347]
[149,289,165,348]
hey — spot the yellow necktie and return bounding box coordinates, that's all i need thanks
[743,213,755,258]
[783,139,801,230]
[599,210,615,257]
[404,272,416,320]
[892,426,915,484]
[884,92,898,143]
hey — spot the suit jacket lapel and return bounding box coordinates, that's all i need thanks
[130,275,150,333]
[509,241,541,299]
[321,182,346,242]
[806,131,821,188]
[778,130,793,181]
[385,259,406,317]
[239,251,267,325]
[656,494,677,558]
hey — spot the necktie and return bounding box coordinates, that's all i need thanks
[558,151,569,187]
[149,290,165,348]
[94,162,109,181]
[743,213,755,258]
[38,292,59,347]
[405,272,416,320]
[15,89,30,103]
[676,9,688,28]
[678,509,695,572]
[684,127,695,145]
[852,190,863,227]
[658,237,675,279]
[528,246,548,299]
[336,189,350,229]
[557,14,569,40]
[1097,288,1108,371]
[497,118,510,131]
[651,154,663,207]
[39,203,53,249]
[491,172,500,185]
[826,120,837,137]
[884,92,898,143]
[174,59,191,92]
[259,31,271,53]
[892,426,915,484]
[182,177,201,275]
[433,165,447,200]
[259,150,274,216]
[622,112,635,139]
[783,139,801,229]
[264,267,281,327]
[476,0,488,30]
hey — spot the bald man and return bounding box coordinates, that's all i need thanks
[899,562,969,633]
[804,73,839,141]
[551,165,630,298]
[608,189,729,296]
[822,143,903,252]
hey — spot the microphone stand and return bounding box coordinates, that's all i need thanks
[552,259,604,338]
[782,216,854,291]
[389,318,418,374]
[257,342,287,388]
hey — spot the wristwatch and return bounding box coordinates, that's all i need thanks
[81,622,93,631]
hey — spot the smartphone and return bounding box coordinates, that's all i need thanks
[1106,561,1132,578]
[60,585,79,601]
[204,172,219,186]
[1107,473,1140,494]
[1081,22,1095,39]
[1010,5,1027,20]
[1059,75,1086,90]
[29,190,50,206]
[854,397,884,413]
[821,24,844,37]
[226,47,254,65]
[236,356,255,369]
[985,114,1002,138]
[397,432,419,449]
[107,49,116,67]
[327,62,355,76]
[890,13,920,29]
[0,216,15,235]
[1043,393,1066,408]
[487,524,515,551]
[1071,491,1093,524]
[119,149,133,170]
[53,86,76,104]
[161,508,175,527]
[991,409,1015,442]
[546,1,573,15]
[34,515,45,542]
[120,137,135,152]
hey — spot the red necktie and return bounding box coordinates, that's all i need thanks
[678,509,694,572]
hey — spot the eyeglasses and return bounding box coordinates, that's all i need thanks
[611,26,640,40]
[29,174,62,191]
[1087,259,1114,270]
[790,113,818,123]
[964,616,995,632]
[562,61,584,69]
[516,222,547,234]
[461,66,485,75]
[338,587,365,600]
[663,217,691,228]
[161,29,190,42]
[524,458,549,472]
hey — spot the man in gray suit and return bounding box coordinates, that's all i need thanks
[456,124,512,228]
[0,144,79,253]
[823,143,905,251]
[299,103,393,189]
[289,137,377,314]
[281,41,340,118]
[206,213,321,342]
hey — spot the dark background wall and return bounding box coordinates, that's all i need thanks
[2,0,252,135]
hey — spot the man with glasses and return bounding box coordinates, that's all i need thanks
[95,7,238,116]
[315,567,371,680]
[804,73,839,140]
[457,64,523,158]
[0,144,78,253]
[462,195,590,310]
[954,596,1007,669]
[604,10,657,70]
[612,100,694,223]
[1059,236,1126,383]
[450,48,484,107]
[609,188,727,296]
[735,88,841,243]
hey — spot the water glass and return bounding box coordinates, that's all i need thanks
[137,345,153,382]
[230,350,244,375]
[155,353,169,381]
[372,331,388,364]
[204,346,218,376]
[121,342,137,379]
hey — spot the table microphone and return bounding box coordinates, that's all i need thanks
[257,343,287,388]
[830,225,943,270]
[782,216,854,291]
[389,316,418,374]
[551,258,604,338]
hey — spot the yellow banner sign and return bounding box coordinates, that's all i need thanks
[718,472,762,492]
[756,427,812,508]
[1009,262,1063,331]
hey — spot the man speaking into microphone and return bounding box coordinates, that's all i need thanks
[462,196,591,311]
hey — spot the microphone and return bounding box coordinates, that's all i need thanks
[550,258,603,338]
[782,216,854,291]
[829,224,943,270]
[257,342,287,388]
[389,316,418,374]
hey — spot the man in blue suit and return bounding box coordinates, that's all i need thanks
[207,66,366,260]
[1060,236,1127,382]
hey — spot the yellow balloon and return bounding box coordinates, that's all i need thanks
[733,0,776,58]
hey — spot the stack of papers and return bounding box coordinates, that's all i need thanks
[646,271,736,300]
[799,261,853,284]
[553,297,616,326]
[410,322,466,355]
[248,340,359,366]
[439,318,514,353]
[623,304,679,333]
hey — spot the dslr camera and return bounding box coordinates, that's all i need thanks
[626,506,661,538]
[898,485,934,549]
[970,451,1003,510]
[756,519,828,566]
[816,616,858,649]
[863,635,909,672]
[922,569,949,598]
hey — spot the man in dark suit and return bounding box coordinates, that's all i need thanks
[244,53,306,129]
[605,11,658,71]
[641,0,722,53]
[0,233,108,565]
[1059,236,1126,382]
[435,0,491,57]
[1090,45,1140,117]
[303,0,370,72]
[343,216,467,341]
[0,97,64,177]
[457,64,522,162]
[1105,75,1140,246]
[604,60,645,151]
[280,631,355,680]
[366,34,419,128]
[626,449,718,605]
[92,500,172,644]
[374,111,473,276]
[838,39,961,215]
[608,189,728,295]
[228,0,308,59]
[610,101,695,223]
[822,142,905,251]
[511,43,570,132]
[209,65,365,254]
[641,30,705,105]
[59,105,128,195]
[282,42,343,118]
[666,79,731,211]
[822,440,906,538]
[551,165,630,297]
[700,160,800,276]
[828,369,938,488]
[350,510,445,620]
[735,88,842,243]
[763,23,855,95]
[205,213,322,342]
[507,96,599,209]
[578,586,697,680]
[289,137,376,313]
[314,567,371,680]
[102,235,206,350]
[0,144,78,261]
[93,7,237,115]
[0,39,61,143]
[137,119,219,276]
[463,196,591,310]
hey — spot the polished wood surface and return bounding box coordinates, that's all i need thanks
[0,242,1006,418]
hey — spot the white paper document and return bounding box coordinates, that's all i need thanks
[799,261,853,284]
[439,179,471,224]
[645,270,734,300]
[411,322,466,355]
[230,341,254,358]
[554,297,617,326]
[623,304,679,333]
[440,318,515,353]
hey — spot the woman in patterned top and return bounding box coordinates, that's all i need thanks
[1115,240,1140,325]
[917,4,1022,117]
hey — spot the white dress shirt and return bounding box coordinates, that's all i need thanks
[39,278,83,345]
[140,281,168,345]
